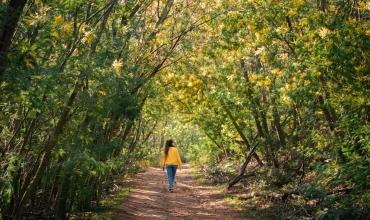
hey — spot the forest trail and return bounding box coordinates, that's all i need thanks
[115,164,247,219]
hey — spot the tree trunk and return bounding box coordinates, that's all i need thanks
[89,2,114,59]
[14,81,82,220]
[222,101,264,166]
[128,118,141,154]
[56,173,71,220]
[0,0,28,78]
[317,95,336,132]
[228,141,260,189]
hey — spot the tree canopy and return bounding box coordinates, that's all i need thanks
[1,0,369,219]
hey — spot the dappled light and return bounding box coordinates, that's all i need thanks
[1,0,370,219]
[115,165,244,219]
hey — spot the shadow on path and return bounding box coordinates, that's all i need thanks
[115,164,246,219]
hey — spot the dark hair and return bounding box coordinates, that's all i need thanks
[164,139,174,156]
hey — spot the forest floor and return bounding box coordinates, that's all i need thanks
[113,164,248,219]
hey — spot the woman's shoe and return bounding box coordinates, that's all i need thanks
[168,188,173,193]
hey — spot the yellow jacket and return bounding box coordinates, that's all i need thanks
[162,147,182,169]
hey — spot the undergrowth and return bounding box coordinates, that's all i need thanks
[191,160,321,219]
[69,183,131,220]
[70,160,148,220]
[192,157,370,220]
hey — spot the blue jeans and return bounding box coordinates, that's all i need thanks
[166,164,178,189]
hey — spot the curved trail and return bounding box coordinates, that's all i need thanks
[115,164,246,219]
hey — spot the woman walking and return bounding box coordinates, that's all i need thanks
[162,139,182,192]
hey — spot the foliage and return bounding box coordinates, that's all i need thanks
[1,0,370,219]
[0,0,208,218]
[159,0,370,218]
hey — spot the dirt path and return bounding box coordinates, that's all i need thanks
[115,164,247,219]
